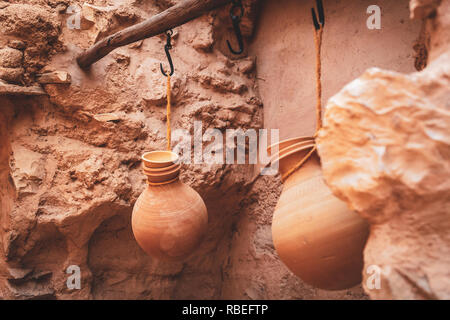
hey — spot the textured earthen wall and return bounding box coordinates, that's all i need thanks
[0,0,362,300]
[251,0,422,140]
[0,0,265,299]
[0,0,445,300]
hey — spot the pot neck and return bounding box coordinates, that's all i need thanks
[141,151,181,185]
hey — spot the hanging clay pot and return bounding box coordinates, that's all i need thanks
[270,139,369,290]
[132,151,208,262]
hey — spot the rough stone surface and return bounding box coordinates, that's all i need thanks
[1,0,445,300]
[0,0,364,300]
[0,47,23,68]
[0,2,62,83]
[317,0,449,300]
[0,67,24,84]
[410,0,442,19]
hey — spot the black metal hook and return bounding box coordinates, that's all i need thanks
[226,0,244,55]
[160,29,174,77]
[311,0,325,30]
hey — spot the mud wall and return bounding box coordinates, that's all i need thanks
[250,0,422,139]
[0,0,365,300]
[0,0,444,300]
[0,0,263,299]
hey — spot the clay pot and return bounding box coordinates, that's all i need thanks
[271,139,369,290]
[132,151,208,262]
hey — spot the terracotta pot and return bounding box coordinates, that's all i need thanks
[271,139,369,290]
[132,151,208,262]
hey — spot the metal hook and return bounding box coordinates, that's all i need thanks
[226,0,244,55]
[311,0,325,30]
[160,29,174,76]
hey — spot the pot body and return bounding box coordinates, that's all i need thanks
[272,153,369,290]
[132,180,208,262]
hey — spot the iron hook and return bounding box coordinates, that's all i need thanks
[311,0,325,30]
[227,0,244,55]
[160,29,174,77]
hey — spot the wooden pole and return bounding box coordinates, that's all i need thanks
[76,0,230,69]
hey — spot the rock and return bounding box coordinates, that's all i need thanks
[0,67,24,84]
[316,1,450,300]
[0,82,46,95]
[0,3,61,84]
[184,15,214,52]
[7,267,33,280]
[36,71,71,84]
[77,3,141,43]
[10,145,47,195]
[317,60,450,299]
[7,40,26,51]
[93,113,121,123]
[237,57,256,75]
[80,3,116,31]
[135,58,181,105]
[56,3,69,14]
[0,47,23,68]
[410,0,441,19]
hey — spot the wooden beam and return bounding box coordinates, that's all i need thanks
[77,0,230,69]
[0,83,47,96]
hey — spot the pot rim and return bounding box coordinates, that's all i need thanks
[142,150,179,168]
[269,144,316,171]
[276,141,316,158]
[267,136,314,156]
[270,142,315,164]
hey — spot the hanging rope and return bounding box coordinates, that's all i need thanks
[166,74,172,150]
[312,0,324,136]
[313,26,323,136]
[279,0,325,182]
[240,1,326,186]
[281,145,317,181]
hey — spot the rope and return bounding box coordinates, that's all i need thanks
[239,8,325,186]
[313,26,323,137]
[244,21,325,186]
[166,74,171,150]
[278,18,324,180]
[281,145,317,181]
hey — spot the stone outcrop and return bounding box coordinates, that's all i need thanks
[317,0,449,300]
